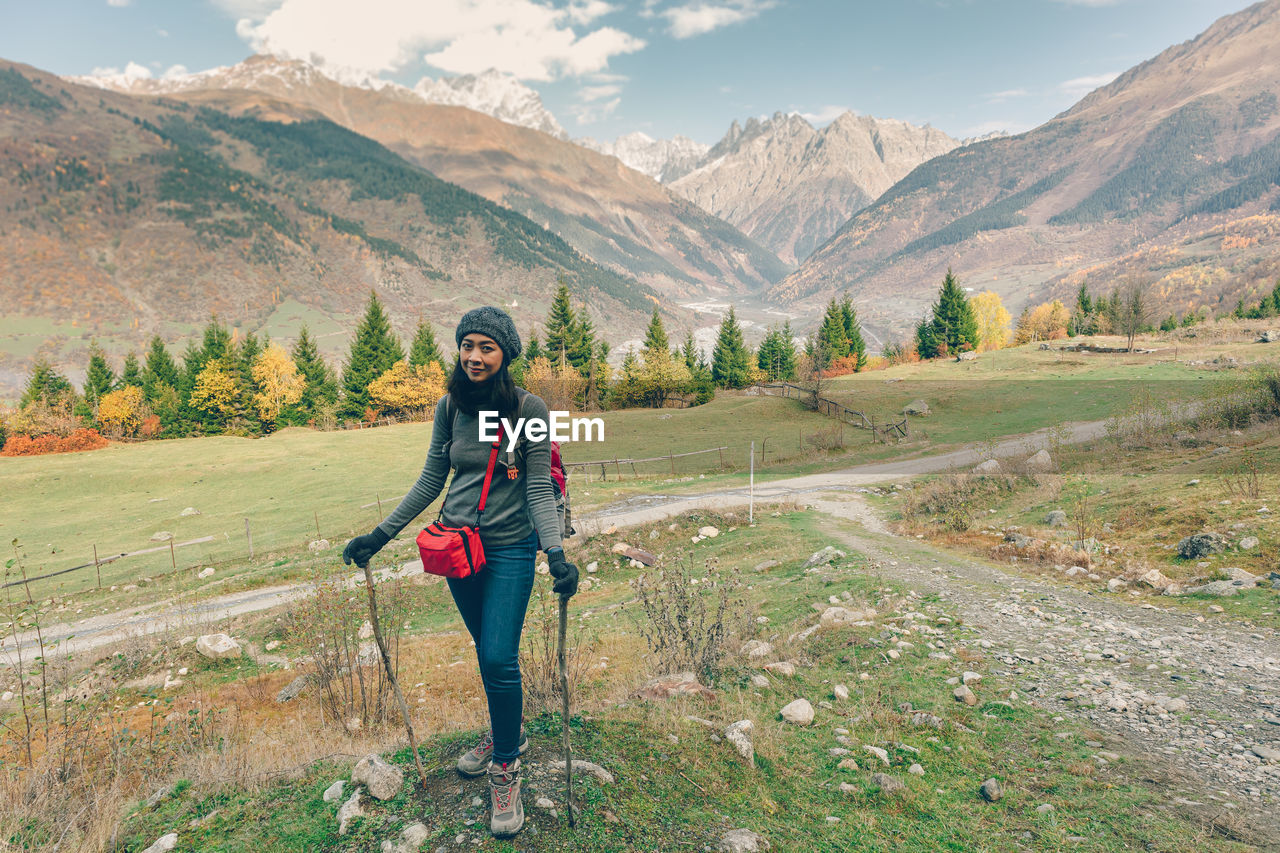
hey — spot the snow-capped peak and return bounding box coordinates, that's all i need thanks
[576,131,710,183]
[411,70,567,140]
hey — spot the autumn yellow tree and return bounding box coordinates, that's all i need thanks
[252,343,305,426]
[368,360,445,421]
[1014,300,1071,344]
[637,347,692,408]
[97,386,146,437]
[970,291,1012,351]
[522,356,586,412]
[189,361,240,426]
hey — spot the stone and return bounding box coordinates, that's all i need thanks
[1036,803,1054,814]
[197,567,215,579]
[323,780,345,802]
[903,400,930,416]
[1176,532,1227,559]
[802,546,845,569]
[264,640,281,652]
[972,459,1002,476]
[536,797,555,809]
[780,699,815,725]
[586,561,599,573]
[908,763,924,776]
[979,778,1003,802]
[837,758,859,771]
[180,507,201,517]
[1258,330,1280,343]
[1044,510,1067,527]
[150,531,173,542]
[277,673,314,702]
[819,605,874,626]
[356,642,379,667]
[863,745,890,766]
[337,789,364,835]
[957,350,978,361]
[1161,697,1188,713]
[1107,578,1128,594]
[764,661,796,677]
[1238,536,1259,550]
[1023,450,1053,473]
[753,559,780,571]
[141,834,178,853]
[352,754,404,801]
[871,773,906,795]
[750,674,769,688]
[381,822,429,853]
[1250,745,1280,762]
[741,640,773,660]
[832,684,849,701]
[634,672,716,701]
[623,547,657,566]
[610,542,631,554]
[911,712,944,729]
[697,526,720,539]
[308,539,330,553]
[1184,580,1249,596]
[953,685,978,706]
[549,760,614,785]
[961,671,982,685]
[1132,568,1175,592]
[725,720,754,767]
[195,633,241,661]
[0,691,12,702]
[718,828,770,852]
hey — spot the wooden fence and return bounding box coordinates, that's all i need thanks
[753,382,909,442]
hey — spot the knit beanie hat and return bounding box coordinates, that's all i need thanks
[455,306,522,361]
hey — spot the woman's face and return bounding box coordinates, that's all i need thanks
[459,333,504,383]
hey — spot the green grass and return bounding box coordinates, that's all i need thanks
[113,510,1242,852]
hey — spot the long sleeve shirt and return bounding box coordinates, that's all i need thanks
[375,390,563,552]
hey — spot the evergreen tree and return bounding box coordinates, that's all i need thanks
[1271,280,1280,315]
[915,315,942,360]
[408,318,448,374]
[927,269,979,354]
[119,351,143,389]
[236,332,263,432]
[642,308,670,356]
[543,281,578,366]
[710,306,752,388]
[21,358,74,408]
[817,297,850,359]
[681,330,700,372]
[83,342,116,410]
[525,330,544,364]
[142,335,179,400]
[1160,315,1177,332]
[341,291,404,420]
[569,306,596,373]
[840,295,867,370]
[289,325,339,425]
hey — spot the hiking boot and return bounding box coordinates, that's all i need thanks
[456,728,529,777]
[488,757,524,838]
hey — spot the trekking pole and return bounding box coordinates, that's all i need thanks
[360,559,429,788]
[558,592,575,827]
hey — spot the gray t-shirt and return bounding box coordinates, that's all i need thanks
[376,390,563,551]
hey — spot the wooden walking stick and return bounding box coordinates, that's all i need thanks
[558,592,575,827]
[360,559,429,788]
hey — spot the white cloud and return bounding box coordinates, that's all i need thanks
[579,83,622,101]
[209,0,284,18]
[661,0,776,39]
[89,61,153,81]
[157,28,170,37]
[571,95,620,124]
[985,88,1028,103]
[795,104,851,125]
[235,0,644,82]
[1058,71,1119,100]
[161,64,190,80]
[107,0,132,7]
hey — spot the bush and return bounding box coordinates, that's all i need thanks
[520,586,598,716]
[0,428,108,456]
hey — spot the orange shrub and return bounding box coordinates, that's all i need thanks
[1,428,109,456]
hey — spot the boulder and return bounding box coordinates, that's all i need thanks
[718,828,771,852]
[725,720,754,767]
[197,567,215,579]
[740,640,773,660]
[802,546,845,569]
[633,672,716,701]
[956,351,978,362]
[972,459,1003,476]
[308,539,330,553]
[832,684,850,701]
[195,633,241,661]
[179,506,201,517]
[871,773,906,795]
[819,606,874,626]
[1183,580,1250,596]
[323,780,345,802]
[380,822,429,853]
[1223,566,1258,583]
[277,673,314,703]
[1177,532,1228,559]
[764,661,796,677]
[352,754,404,801]
[979,778,1003,802]
[697,526,721,538]
[1107,578,1128,594]
[1129,567,1175,592]
[337,789,364,835]
[780,699,815,726]
[150,531,173,542]
[549,759,614,785]
[903,400,930,417]
[1044,510,1068,527]
[953,685,978,706]
[622,547,657,566]
[1023,449,1053,473]
[141,834,178,853]
[1258,330,1280,343]
[1239,536,1259,550]
[610,542,631,554]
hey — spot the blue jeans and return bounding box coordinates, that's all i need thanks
[447,530,537,763]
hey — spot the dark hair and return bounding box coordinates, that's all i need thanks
[447,357,520,423]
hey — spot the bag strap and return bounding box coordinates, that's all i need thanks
[475,422,504,526]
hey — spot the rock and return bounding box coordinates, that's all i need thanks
[802,546,845,569]
[277,673,314,702]
[150,531,173,542]
[195,633,241,661]
[1250,745,1280,763]
[197,567,215,579]
[264,640,281,652]
[337,789,364,835]
[819,606,874,626]
[0,691,12,702]
[535,797,555,809]
[634,672,716,701]
[308,539,330,553]
[381,822,429,853]
[838,781,858,794]
[1161,697,1188,713]
[753,559,780,571]
[750,674,769,688]
[1107,578,1128,593]
[1044,510,1067,527]
[903,400,930,416]
[179,506,201,517]
[355,642,379,667]
[141,833,178,853]
[780,699,815,726]
[549,760,614,785]
[725,720,754,766]
[961,671,982,685]
[957,350,978,361]
[953,685,978,706]
[1130,568,1175,592]
[1223,566,1258,583]
[979,778,1003,802]
[908,763,924,776]
[623,547,657,566]
[1023,449,1053,473]
[323,780,345,802]
[741,640,773,660]
[1238,536,1259,550]
[764,661,796,677]
[871,773,906,795]
[832,684,849,701]
[1184,580,1249,596]
[1036,803,1054,814]
[611,542,631,554]
[358,621,374,640]
[1258,330,1280,343]
[352,754,404,801]
[837,758,859,771]
[1107,695,1128,712]
[911,712,944,729]
[1039,342,1052,350]
[864,745,890,766]
[972,459,1003,476]
[1177,532,1228,559]
[697,526,720,538]
[718,828,770,852]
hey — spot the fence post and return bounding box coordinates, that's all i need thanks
[749,441,755,525]
[245,518,254,561]
[376,493,383,519]
[169,535,176,570]
[717,446,724,468]
[669,450,675,476]
[93,544,102,589]
[315,510,322,540]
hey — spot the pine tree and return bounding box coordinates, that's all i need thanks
[83,342,116,410]
[142,336,179,400]
[236,332,263,432]
[409,318,448,374]
[544,282,578,366]
[915,315,942,360]
[21,358,75,408]
[525,330,544,364]
[711,306,752,388]
[926,269,979,354]
[817,297,850,359]
[119,351,142,388]
[681,331,700,371]
[840,295,867,370]
[289,324,339,425]
[342,291,404,420]
[1270,279,1280,315]
[570,306,596,373]
[642,308,669,356]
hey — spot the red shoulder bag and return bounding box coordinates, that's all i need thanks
[416,424,503,579]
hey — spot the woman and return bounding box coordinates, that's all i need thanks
[342,305,578,839]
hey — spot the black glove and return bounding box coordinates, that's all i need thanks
[343,528,391,569]
[547,548,578,598]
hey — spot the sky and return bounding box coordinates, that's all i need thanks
[0,0,1258,144]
